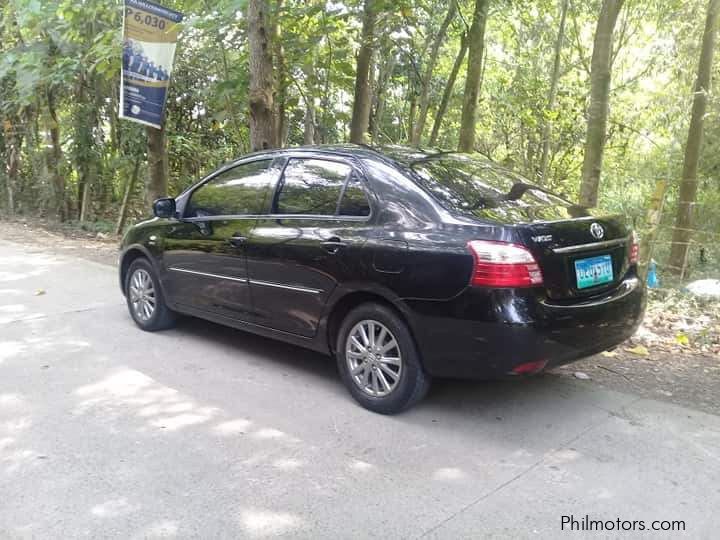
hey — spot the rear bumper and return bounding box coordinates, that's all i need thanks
[405,274,646,379]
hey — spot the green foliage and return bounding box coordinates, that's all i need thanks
[0,0,717,274]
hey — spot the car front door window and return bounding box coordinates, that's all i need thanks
[186,159,274,218]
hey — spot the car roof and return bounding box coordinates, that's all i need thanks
[235,143,443,166]
[238,144,512,172]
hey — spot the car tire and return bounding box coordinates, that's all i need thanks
[125,258,177,331]
[336,302,431,414]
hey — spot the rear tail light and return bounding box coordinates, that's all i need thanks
[467,240,544,288]
[628,231,639,265]
[511,360,548,375]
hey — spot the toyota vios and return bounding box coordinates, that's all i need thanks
[119,145,646,414]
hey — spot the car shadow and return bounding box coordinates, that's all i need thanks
[170,316,612,418]
[173,316,338,380]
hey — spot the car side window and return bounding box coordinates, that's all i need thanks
[275,159,351,216]
[338,174,371,217]
[186,160,274,218]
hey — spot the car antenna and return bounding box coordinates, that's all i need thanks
[408,150,457,168]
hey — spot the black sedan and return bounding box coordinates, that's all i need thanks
[119,145,646,414]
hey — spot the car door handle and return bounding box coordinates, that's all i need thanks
[321,238,347,254]
[228,235,247,248]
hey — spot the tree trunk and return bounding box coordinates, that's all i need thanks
[349,0,377,144]
[578,0,625,207]
[75,75,88,220]
[458,0,489,153]
[47,87,66,221]
[640,178,667,274]
[5,166,14,216]
[116,158,141,235]
[301,62,317,145]
[411,1,457,146]
[4,123,22,217]
[145,125,168,209]
[538,0,569,183]
[318,12,334,144]
[247,0,277,151]
[372,54,397,143]
[429,33,468,147]
[407,90,417,143]
[24,108,43,215]
[79,171,92,223]
[304,105,316,145]
[668,0,720,274]
[271,0,287,147]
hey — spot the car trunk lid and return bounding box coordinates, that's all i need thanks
[514,213,631,300]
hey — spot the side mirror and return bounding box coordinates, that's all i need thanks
[153,197,176,219]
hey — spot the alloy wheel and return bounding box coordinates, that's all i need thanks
[129,268,156,322]
[345,320,403,397]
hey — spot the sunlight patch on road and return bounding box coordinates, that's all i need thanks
[0,415,43,475]
[0,393,25,407]
[0,271,41,283]
[213,418,252,436]
[589,487,615,499]
[253,428,286,440]
[17,334,91,356]
[91,498,137,518]
[72,368,308,465]
[2,417,32,434]
[134,519,179,538]
[151,409,219,431]
[74,369,221,432]
[0,305,28,324]
[0,288,23,296]
[76,370,155,399]
[0,341,26,364]
[433,467,466,481]
[0,437,15,451]
[138,401,194,417]
[272,458,304,470]
[349,459,374,471]
[160,402,196,414]
[0,304,25,314]
[2,448,42,474]
[0,252,59,283]
[547,448,582,463]
[239,508,304,537]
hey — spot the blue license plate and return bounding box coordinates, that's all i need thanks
[574,254,613,289]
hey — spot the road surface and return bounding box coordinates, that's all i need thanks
[1,239,718,539]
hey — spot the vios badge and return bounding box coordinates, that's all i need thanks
[590,222,605,240]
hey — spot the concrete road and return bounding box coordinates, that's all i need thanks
[1,239,719,539]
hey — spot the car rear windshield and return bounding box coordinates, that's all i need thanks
[409,154,566,214]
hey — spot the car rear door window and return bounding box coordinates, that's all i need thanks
[338,174,371,217]
[186,159,274,218]
[275,159,351,216]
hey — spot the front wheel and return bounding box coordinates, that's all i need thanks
[336,303,431,414]
[125,259,176,331]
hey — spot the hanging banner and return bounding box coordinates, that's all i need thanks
[120,0,184,129]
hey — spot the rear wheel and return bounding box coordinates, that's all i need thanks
[336,303,430,414]
[125,259,176,331]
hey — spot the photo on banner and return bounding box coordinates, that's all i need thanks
[120,0,184,129]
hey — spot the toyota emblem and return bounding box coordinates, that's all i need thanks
[590,222,605,240]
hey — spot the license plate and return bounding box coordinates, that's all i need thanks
[574,254,613,289]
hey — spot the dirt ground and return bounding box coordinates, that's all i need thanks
[0,218,120,266]
[1,218,718,416]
